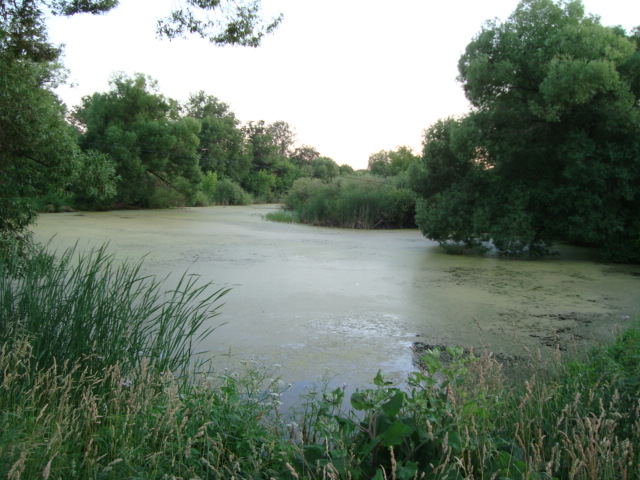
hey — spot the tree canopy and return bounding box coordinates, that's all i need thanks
[413,0,640,262]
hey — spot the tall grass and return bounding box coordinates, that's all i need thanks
[0,245,293,479]
[291,338,640,480]
[280,176,417,229]
[0,245,229,381]
[0,339,293,479]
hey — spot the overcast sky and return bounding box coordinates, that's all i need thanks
[47,0,640,169]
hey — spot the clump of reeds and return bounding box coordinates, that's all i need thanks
[0,244,228,381]
[0,245,293,478]
[281,176,416,229]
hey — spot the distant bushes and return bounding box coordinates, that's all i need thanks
[211,178,253,205]
[279,176,417,228]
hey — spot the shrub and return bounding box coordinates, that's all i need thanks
[212,178,253,205]
[293,329,640,480]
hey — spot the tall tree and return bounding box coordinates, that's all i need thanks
[185,92,250,183]
[75,73,201,206]
[291,145,320,168]
[0,0,116,247]
[414,0,640,262]
[267,120,297,157]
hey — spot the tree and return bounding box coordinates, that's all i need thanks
[388,146,419,176]
[291,145,320,168]
[75,73,201,206]
[414,0,640,262]
[1,0,117,248]
[369,147,419,177]
[267,120,297,157]
[311,157,339,182]
[242,120,281,171]
[368,150,391,177]
[185,92,251,183]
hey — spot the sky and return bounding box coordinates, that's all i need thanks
[46,0,640,169]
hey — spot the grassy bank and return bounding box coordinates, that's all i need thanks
[1,246,638,479]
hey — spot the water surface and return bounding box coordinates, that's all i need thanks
[33,205,640,399]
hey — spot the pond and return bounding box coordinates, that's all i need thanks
[33,205,640,403]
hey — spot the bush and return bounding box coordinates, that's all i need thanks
[212,178,253,205]
[293,326,640,480]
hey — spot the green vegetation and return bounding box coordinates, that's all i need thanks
[277,176,417,229]
[2,246,638,479]
[411,0,640,262]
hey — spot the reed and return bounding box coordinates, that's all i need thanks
[281,176,417,229]
[0,244,229,384]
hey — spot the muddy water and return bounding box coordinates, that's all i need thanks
[32,205,640,400]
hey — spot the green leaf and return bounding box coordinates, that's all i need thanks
[371,468,385,480]
[447,430,462,453]
[381,390,405,418]
[396,461,419,480]
[381,421,414,446]
[421,351,442,374]
[351,391,371,411]
[374,369,393,386]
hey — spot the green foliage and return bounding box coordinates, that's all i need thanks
[0,245,228,380]
[291,144,321,167]
[295,325,640,480]
[368,146,419,177]
[212,178,253,205]
[414,0,640,262]
[281,176,416,229]
[0,42,116,247]
[296,348,501,479]
[200,170,219,200]
[264,210,299,223]
[75,73,202,207]
[156,0,283,47]
[245,169,277,196]
[310,156,340,181]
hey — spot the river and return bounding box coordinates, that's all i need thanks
[32,205,640,403]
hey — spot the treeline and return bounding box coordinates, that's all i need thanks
[3,0,640,263]
[37,72,352,210]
